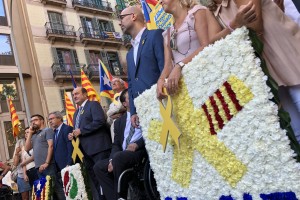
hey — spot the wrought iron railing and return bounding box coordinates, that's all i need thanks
[51,63,83,78]
[87,63,124,77]
[45,22,76,37]
[78,27,122,42]
[123,34,132,46]
[72,0,113,12]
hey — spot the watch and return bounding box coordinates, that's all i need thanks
[177,61,185,69]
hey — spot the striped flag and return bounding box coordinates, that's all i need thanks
[98,59,128,88]
[99,60,115,100]
[8,98,20,138]
[64,91,76,127]
[80,68,100,102]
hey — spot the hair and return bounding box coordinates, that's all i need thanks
[48,111,63,122]
[112,78,125,86]
[179,0,198,8]
[31,114,44,121]
[81,87,88,95]
[24,127,30,131]
[120,89,128,104]
[198,0,217,11]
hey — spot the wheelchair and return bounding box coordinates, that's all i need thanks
[117,156,160,200]
[0,185,13,200]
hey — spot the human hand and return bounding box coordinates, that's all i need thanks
[166,65,181,95]
[131,114,139,128]
[39,163,49,173]
[29,126,35,135]
[24,174,29,182]
[20,161,26,167]
[68,133,74,141]
[108,161,113,172]
[157,78,167,100]
[231,1,256,29]
[126,143,138,152]
[111,113,122,120]
[15,147,21,155]
[72,129,81,138]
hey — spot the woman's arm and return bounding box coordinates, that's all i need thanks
[13,147,21,166]
[157,37,174,100]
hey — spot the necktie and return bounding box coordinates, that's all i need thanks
[54,129,58,147]
[75,107,82,129]
[125,125,135,149]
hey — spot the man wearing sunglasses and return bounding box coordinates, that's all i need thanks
[119,6,164,129]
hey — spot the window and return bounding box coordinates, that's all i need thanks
[98,20,114,32]
[0,79,21,113]
[116,0,126,11]
[4,120,25,159]
[48,11,64,33]
[0,34,15,65]
[107,52,122,75]
[51,48,80,71]
[0,0,7,26]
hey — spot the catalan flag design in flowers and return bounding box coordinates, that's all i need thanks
[80,69,100,102]
[64,91,76,127]
[134,27,300,199]
[32,176,51,200]
[8,98,20,138]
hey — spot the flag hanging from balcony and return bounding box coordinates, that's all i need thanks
[66,65,77,88]
[99,60,115,100]
[64,91,76,127]
[80,68,101,102]
[140,0,173,30]
[8,98,20,138]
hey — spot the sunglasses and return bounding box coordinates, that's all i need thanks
[170,29,178,51]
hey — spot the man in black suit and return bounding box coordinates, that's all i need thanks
[93,89,146,200]
[68,87,112,200]
[48,111,73,200]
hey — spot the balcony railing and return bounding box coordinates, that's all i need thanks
[41,0,67,7]
[78,27,123,46]
[87,63,125,80]
[72,0,113,14]
[51,63,83,81]
[123,34,132,48]
[45,22,77,44]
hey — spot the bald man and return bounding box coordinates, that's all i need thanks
[119,6,164,128]
[69,87,111,200]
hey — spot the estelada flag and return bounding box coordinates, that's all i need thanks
[8,98,20,138]
[80,68,100,102]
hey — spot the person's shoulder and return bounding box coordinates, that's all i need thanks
[44,127,54,134]
[148,28,164,36]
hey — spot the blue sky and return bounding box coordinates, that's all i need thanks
[0,1,5,17]
[0,35,12,55]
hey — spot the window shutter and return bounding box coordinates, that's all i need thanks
[84,50,92,65]
[109,21,115,32]
[51,47,59,64]
[100,51,110,71]
[70,50,79,67]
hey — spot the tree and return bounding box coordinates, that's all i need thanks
[0,84,17,100]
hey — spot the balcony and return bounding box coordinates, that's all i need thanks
[41,0,67,7]
[72,0,113,15]
[45,22,77,45]
[79,28,123,47]
[51,63,84,82]
[86,64,126,81]
[123,34,132,49]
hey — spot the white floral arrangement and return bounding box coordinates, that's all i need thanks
[61,163,89,200]
[135,27,300,200]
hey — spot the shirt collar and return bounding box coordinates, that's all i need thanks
[213,0,229,16]
[131,27,146,46]
[56,123,63,133]
[80,99,88,108]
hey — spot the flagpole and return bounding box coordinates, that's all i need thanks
[9,0,31,124]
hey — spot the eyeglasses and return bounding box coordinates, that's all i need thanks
[119,13,134,20]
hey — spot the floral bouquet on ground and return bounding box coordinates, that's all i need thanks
[61,163,90,200]
[32,176,51,200]
[135,27,300,200]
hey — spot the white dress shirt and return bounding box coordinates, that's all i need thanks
[131,27,146,65]
[122,112,143,150]
[284,0,300,25]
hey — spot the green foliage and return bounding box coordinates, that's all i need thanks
[0,84,17,100]
[249,29,300,162]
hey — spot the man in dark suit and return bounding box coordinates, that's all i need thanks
[48,111,73,200]
[68,87,112,200]
[119,6,164,128]
[94,89,145,200]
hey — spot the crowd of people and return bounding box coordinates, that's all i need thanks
[0,0,300,199]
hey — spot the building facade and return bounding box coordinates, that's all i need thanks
[0,0,129,161]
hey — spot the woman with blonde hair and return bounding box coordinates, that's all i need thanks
[157,0,214,98]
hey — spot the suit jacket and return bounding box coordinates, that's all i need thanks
[73,100,112,156]
[110,112,145,160]
[127,29,164,116]
[54,123,73,171]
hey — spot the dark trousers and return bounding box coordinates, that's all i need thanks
[54,171,66,200]
[26,167,38,187]
[93,149,145,200]
[84,150,110,200]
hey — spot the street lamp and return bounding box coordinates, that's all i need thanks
[9,0,31,124]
